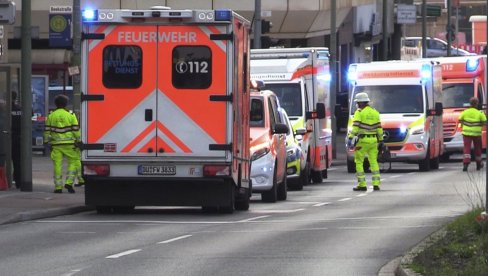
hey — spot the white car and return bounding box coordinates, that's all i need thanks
[402,37,473,57]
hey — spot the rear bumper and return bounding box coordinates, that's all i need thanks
[443,133,464,153]
[84,176,234,207]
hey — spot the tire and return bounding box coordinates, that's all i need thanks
[440,153,450,162]
[430,155,440,170]
[288,178,303,191]
[96,206,112,214]
[347,159,356,173]
[262,166,278,203]
[235,186,250,211]
[300,161,310,186]
[311,170,323,183]
[219,181,235,213]
[113,206,135,214]
[419,144,431,172]
[277,169,287,201]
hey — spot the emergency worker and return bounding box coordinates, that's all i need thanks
[347,92,384,191]
[71,112,85,187]
[459,97,487,171]
[11,91,21,188]
[43,95,80,193]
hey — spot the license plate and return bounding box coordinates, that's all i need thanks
[138,165,176,175]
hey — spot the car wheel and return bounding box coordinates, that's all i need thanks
[311,169,323,183]
[300,161,310,186]
[419,144,431,172]
[262,166,278,203]
[277,168,287,201]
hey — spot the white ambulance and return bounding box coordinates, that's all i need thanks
[80,7,251,213]
[250,48,331,188]
[346,60,444,172]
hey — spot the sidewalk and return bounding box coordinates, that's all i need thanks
[0,153,91,225]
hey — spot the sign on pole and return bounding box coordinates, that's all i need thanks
[49,6,72,48]
[397,4,416,24]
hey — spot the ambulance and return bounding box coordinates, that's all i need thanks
[431,56,486,160]
[80,7,251,213]
[250,48,331,187]
[346,60,444,172]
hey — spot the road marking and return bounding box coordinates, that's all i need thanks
[390,175,402,178]
[251,208,305,214]
[106,249,141,259]
[59,231,96,234]
[291,201,321,204]
[356,193,367,197]
[337,198,352,202]
[61,269,82,276]
[237,215,270,222]
[313,202,331,207]
[157,234,192,244]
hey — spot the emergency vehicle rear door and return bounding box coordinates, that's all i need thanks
[85,24,228,158]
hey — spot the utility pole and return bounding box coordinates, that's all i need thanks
[253,0,262,49]
[485,0,488,214]
[421,0,427,58]
[382,0,388,60]
[447,0,452,56]
[72,0,81,119]
[20,0,32,191]
[330,0,337,158]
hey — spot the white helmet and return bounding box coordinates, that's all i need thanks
[354,92,370,102]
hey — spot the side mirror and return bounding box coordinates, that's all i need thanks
[429,102,443,116]
[273,123,289,134]
[295,128,307,136]
[306,103,326,119]
[250,79,265,91]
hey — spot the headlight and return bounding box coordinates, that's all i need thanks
[287,148,298,162]
[251,147,270,161]
[410,125,425,135]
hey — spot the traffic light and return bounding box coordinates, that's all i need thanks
[446,24,455,42]
[261,20,271,34]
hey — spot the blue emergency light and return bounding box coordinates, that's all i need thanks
[420,64,431,80]
[466,58,479,72]
[318,73,332,82]
[347,65,358,82]
[82,9,97,22]
[215,9,231,21]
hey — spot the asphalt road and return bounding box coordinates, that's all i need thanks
[0,157,481,276]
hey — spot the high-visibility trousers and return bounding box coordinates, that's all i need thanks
[354,138,381,188]
[50,144,79,190]
[462,135,482,165]
[74,147,84,184]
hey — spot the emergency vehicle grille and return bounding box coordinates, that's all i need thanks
[443,122,457,137]
[383,128,407,143]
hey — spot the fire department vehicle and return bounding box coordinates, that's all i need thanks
[80,7,251,213]
[250,48,331,186]
[431,56,487,160]
[347,60,444,172]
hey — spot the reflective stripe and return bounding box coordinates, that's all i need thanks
[461,121,484,127]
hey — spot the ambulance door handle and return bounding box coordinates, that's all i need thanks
[145,109,153,121]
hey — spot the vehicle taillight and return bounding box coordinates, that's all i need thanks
[203,165,230,176]
[84,164,110,176]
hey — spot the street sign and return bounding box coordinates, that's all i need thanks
[49,6,72,48]
[397,4,416,24]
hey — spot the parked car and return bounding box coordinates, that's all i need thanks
[402,37,473,57]
[279,108,306,190]
[250,90,289,202]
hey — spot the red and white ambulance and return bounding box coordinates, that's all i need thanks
[431,56,487,160]
[347,60,444,172]
[80,7,251,213]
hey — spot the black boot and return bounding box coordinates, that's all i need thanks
[476,162,484,171]
[353,186,367,191]
[463,164,469,172]
[64,184,75,194]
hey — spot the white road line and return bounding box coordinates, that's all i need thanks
[356,193,367,197]
[251,208,305,214]
[59,232,96,234]
[337,198,352,202]
[37,220,233,224]
[106,249,141,259]
[291,201,321,204]
[313,202,331,207]
[237,216,270,222]
[61,269,81,276]
[157,234,192,244]
[389,175,402,178]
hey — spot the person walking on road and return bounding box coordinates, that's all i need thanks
[11,91,22,189]
[347,92,384,191]
[70,112,85,187]
[43,95,80,193]
[459,97,487,171]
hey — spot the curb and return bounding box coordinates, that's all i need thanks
[395,225,448,276]
[0,206,94,226]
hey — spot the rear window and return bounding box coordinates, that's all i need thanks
[172,46,212,89]
[103,45,142,89]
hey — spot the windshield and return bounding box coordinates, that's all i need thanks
[263,83,302,117]
[442,83,474,108]
[351,85,424,114]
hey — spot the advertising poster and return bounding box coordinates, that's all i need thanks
[31,75,48,152]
